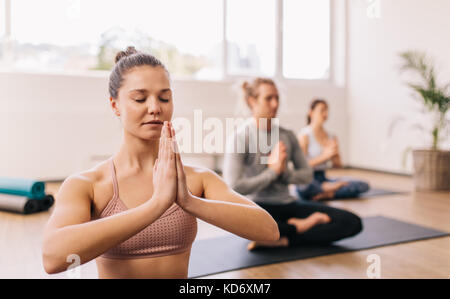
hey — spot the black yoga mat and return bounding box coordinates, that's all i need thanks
[358,188,405,198]
[0,194,54,214]
[188,216,449,278]
[317,188,406,202]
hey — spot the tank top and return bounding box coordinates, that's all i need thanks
[99,157,197,259]
[298,126,333,171]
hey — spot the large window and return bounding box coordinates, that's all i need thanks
[2,0,331,80]
[283,0,330,79]
[226,0,276,77]
[9,0,223,78]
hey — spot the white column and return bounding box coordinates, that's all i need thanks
[274,0,283,80]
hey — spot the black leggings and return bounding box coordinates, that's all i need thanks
[257,200,362,246]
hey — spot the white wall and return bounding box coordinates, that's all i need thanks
[0,72,348,180]
[346,0,450,174]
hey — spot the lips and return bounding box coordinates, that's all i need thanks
[143,120,163,125]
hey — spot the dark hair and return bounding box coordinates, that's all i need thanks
[241,77,276,109]
[108,46,168,99]
[307,98,328,124]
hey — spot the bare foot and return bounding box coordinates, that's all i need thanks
[247,237,289,251]
[310,212,332,224]
[313,181,349,201]
[322,181,344,192]
[287,212,331,233]
[312,190,335,201]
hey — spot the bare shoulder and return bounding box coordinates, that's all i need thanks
[57,159,109,201]
[298,132,309,142]
[46,161,113,230]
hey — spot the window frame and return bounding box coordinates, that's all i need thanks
[1,0,335,84]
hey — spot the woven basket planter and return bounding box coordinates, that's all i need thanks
[412,149,450,191]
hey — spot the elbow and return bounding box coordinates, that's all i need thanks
[257,210,280,242]
[267,224,280,242]
[42,252,63,275]
[43,263,59,275]
[262,222,280,242]
[304,169,314,184]
[307,173,314,184]
[269,220,280,241]
[42,242,69,275]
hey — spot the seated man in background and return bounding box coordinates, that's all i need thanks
[223,78,362,250]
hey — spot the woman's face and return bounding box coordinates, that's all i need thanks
[111,65,173,140]
[249,83,279,120]
[309,102,328,125]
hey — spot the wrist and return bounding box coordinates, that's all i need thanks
[265,167,280,181]
[268,164,281,175]
[322,153,331,161]
[146,195,171,215]
[181,194,197,213]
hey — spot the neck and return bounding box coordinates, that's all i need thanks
[310,121,324,132]
[253,116,273,131]
[114,130,159,173]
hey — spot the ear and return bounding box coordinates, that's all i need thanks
[248,96,257,109]
[110,97,120,117]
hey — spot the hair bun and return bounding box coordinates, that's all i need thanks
[114,46,138,63]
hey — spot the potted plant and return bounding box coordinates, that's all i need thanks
[398,51,450,191]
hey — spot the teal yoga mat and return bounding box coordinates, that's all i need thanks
[0,177,46,199]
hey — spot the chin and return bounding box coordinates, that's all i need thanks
[142,133,161,140]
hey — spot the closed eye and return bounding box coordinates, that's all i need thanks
[134,98,170,103]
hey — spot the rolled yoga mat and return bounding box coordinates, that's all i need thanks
[188,215,449,278]
[0,194,54,214]
[0,177,46,199]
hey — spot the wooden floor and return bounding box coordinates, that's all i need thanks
[0,169,449,278]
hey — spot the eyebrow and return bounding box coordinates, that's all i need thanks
[129,88,171,94]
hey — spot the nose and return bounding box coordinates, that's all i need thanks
[271,98,279,110]
[147,97,162,116]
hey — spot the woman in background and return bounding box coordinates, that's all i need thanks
[296,99,370,201]
[223,78,362,250]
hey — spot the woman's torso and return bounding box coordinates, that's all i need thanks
[300,125,332,171]
[85,157,204,278]
[228,121,300,204]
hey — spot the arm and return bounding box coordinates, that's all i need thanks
[43,122,177,274]
[42,175,169,274]
[169,124,279,242]
[330,136,343,168]
[222,149,278,195]
[182,169,279,242]
[281,132,313,184]
[297,132,335,168]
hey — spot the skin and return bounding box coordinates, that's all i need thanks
[297,102,348,201]
[41,65,279,278]
[245,84,331,251]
